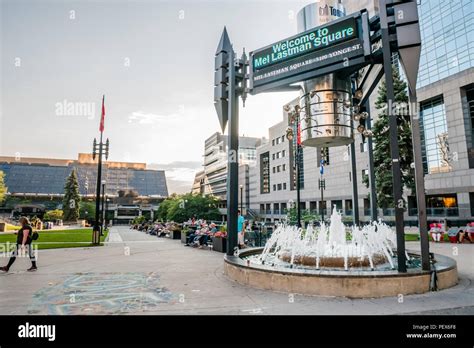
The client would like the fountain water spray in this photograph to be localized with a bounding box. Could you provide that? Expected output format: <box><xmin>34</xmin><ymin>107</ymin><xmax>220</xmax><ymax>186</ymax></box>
<box><xmin>258</xmin><ymin>206</ymin><xmax>397</xmax><ymax>270</ymax></box>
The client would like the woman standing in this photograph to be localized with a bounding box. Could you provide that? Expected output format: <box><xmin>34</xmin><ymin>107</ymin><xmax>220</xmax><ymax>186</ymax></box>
<box><xmin>1</xmin><ymin>217</ymin><xmax>37</xmax><ymax>272</ymax></box>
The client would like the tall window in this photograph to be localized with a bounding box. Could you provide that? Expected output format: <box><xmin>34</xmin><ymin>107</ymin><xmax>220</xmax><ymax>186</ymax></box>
<box><xmin>426</xmin><ymin>194</ymin><xmax>459</xmax><ymax>216</ymax></box>
<box><xmin>420</xmin><ymin>96</ymin><xmax>451</xmax><ymax>174</ymax></box>
<box><xmin>260</xmin><ymin>152</ymin><xmax>270</xmax><ymax>194</ymax></box>
<box><xmin>362</xmin><ymin>169</ymin><xmax>369</xmax><ymax>188</ymax></box>
<box><xmin>462</xmin><ymin>85</ymin><xmax>474</xmax><ymax>168</ymax></box>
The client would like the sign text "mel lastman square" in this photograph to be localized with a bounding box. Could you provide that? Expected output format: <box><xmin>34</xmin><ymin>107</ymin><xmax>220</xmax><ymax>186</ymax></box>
<box><xmin>253</xmin><ymin>17</ymin><xmax>357</xmax><ymax>70</ymax></box>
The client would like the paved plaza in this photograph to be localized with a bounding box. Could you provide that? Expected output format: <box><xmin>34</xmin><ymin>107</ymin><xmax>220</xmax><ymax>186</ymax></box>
<box><xmin>0</xmin><ymin>226</ymin><xmax>473</xmax><ymax>315</ymax></box>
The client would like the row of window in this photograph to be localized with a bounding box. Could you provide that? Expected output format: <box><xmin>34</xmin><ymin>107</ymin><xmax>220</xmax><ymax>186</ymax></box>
<box><xmin>260</xmin><ymin>192</ymin><xmax>474</xmax><ymax>218</ymax></box>
<box><xmin>272</xmin><ymin>183</ymin><xmax>287</xmax><ymax>191</ymax></box>
<box><xmin>272</xmin><ymin>150</ymin><xmax>286</xmax><ymax>160</ymax></box>
<box><xmin>271</xmin><ymin>135</ymin><xmax>285</xmax><ymax>146</ymax></box>
<box><xmin>272</xmin><ymin>164</ymin><xmax>287</xmax><ymax>174</ymax></box>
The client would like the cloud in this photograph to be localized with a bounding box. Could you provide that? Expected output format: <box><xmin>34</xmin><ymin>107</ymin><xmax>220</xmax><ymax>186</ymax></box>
<box><xmin>148</xmin><ymin>161</ymin><xmax>203</xmax><ymax>194</ymax></box>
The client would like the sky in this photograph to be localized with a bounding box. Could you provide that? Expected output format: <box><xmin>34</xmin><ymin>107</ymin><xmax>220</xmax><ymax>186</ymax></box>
<box><xmin>0</xmin><ymin>0</ymin><xmax>314</xmax><ymax>193</ymax></box>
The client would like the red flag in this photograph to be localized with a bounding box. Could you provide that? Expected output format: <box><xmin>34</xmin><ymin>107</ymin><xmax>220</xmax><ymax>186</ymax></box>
<box><xmin>99</xmin><ymin>95</ymin><xmax>105</xmax><ymax>133</ymax></box>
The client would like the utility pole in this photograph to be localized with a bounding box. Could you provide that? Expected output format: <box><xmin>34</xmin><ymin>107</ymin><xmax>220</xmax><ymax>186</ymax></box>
<box><xmin>380</xmin><ymin>0</ymin><xmax>406</xmax><ymax>272</ymax></box>
<box><xmin>214</xmin><ymin>28</ymin><xmax>247</xmax><ymax>256</ymax></box>
<box><xmin>408</xmin><ymin>88</ymin><xmax>429</xmax><ymax>271</ymax></box>
<box><xmin>319</xmin><ymin>158</ymin><xmax>325</xmax><ymax>223</ymax></box>
<box><xmin>286</xmin><ymin>108</ymin><xmax>302</xmax><ymax>227</ymax></box>
<box><xmin>350</xmin><ymin>141</ymin><xmax>360</xmax><ymax>226</ymax></box>
<box><xmin>295</xmin><ymin>143</ymin><xmax>302</xmax><ymax>228</ymax></box>
<box><xmin>365</xmin><ymin>101</ymin><xmax>378</xmax><ymax>222</ymax></box>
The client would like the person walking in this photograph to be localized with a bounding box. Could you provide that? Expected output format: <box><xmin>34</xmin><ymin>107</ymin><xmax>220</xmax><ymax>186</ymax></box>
<box><xmin>1</xmin><ymin>217</ymin><xmax>37</xmax><ymax>272</ymax></box>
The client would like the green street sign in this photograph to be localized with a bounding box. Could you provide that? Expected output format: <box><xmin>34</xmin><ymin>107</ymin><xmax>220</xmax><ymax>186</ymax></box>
<box><xmin>249</xmin><ymin>13</ymin><xmax>370</xmax><ymax>93</ymax></box>
<box><xmin>252</xmin><ymin>17</ymin><xmax>357</xmax><ymax>72</ymax></box>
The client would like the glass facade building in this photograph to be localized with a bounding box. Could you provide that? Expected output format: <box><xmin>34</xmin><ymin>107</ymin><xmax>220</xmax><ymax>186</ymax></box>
<box><xmin>417</xmin><ymin>0</ymin><xmax>474</xmax><ymax>88</ymax></box>
<box><xmin>0</xmin><ymin>161</ymin><xmax>168</xmax><ymax>197</ymax></box>
<box><xmin>419</xmin><ymin>96</ymin><xmax>450</xmax><ymax>174</ymax></box>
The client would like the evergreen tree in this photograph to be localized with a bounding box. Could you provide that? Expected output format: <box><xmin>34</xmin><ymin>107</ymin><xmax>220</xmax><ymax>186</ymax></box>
<box><xmin>0</xmin><ymin>170</ymin><xmax>6</xmax><ymax>205</ymax></box>
<box><xmin>368</xmin><ymin>66</ymin><xmax>415</xmax><ymax>208</ymax></box>
<box><xmin>63</xmin><ymin>170</ymin><xmax>81</xmax><ymax>221</ymax></box>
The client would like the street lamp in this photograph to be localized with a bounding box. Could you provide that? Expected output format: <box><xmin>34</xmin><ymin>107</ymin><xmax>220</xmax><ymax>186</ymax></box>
<box><xmin>286</xmin><ymin>108</ymin><xmax>301</xmax><ymax>228</ymax></box>
<box><xmin>105</xmin><ymin>197</ymin><xmax>110</xmax><ymax>230</ymax></box>
<box><xmin>92</xmin><ymin>135</ymin><xmax>109</xmax><ymax>245</ymax></box>
<box><xmin>318</xmin><ymin>158</ymin><xmax>326</xmax><ymax>222</ymax></box>
<box><xmin>101</xmin><ymin>180</ymin><xmax>106</xmax><ymax>235</ymax></box>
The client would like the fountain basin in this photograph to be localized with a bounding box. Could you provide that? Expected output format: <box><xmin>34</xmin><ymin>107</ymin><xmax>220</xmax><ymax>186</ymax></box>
<box><xmin>224</xmin><ymin>248</ymin><xmax>458</xmax><ymax>298</ymax></box>
<box><xmin>278</xmin><ymin>251</ymin><xmax>387</xmax><ymax>268</ymax></box>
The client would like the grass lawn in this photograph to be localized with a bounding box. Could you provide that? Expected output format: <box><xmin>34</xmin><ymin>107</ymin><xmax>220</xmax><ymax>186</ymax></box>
<box><xmin>345</xmin><ymin>232</ymin><xmax>448</xmax><ymax>242</ymax></box>
<box><xmin>404</xmin><ymin>233</ymin><xmax>450</xmax><ymax>242</ymax></box>
<box><xmin>0</xmin><ymin>228</ymin><xmax>108</xmax><ymax>250</ymax></box>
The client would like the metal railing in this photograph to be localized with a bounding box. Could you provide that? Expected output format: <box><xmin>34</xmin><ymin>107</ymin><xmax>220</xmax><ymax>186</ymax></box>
<box><xmin>258</xmin><ymin>209</ymin><xmax>288</xmax><ymax>215</ymax></box>
<box><xmin>408</xmin><ymin>207</ymin><xmax>460</xmax><ymax>217</ymax></box>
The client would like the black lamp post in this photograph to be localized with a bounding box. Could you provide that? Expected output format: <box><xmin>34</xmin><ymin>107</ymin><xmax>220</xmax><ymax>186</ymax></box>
<box><xmin>105</xmin><ymin>197</ymin><xmax>110</xmax><ymax>229</ymax></box>
<box><xmin>101</xmin><ymin>180</ymin><xmax>106</xmax><ymax>234</ymax></box>
<box><xmin>318</xmin><ymin>160</ymin><xmax>326</xmax><ymax>223</ymax></box>
<box><xmin>92</xmin><ymin>136</ymin><xmax>109</xmax><ymax>244</ymax></box>
<box><xmin>286</xmin><ymin>108</ymin><xmax>301</xmax><ymax>228</ymax></box>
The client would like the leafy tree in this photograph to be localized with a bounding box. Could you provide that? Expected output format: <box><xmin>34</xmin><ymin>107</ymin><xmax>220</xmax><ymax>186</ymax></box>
<box><xmin>158</xmin><ymin>193</ymin><xmax>221</xmax><ymax>223</ymax></box>
<box><xmin>0</xmin><ymin>170</ymin><xmax>7</xmax><ymax>205</ymax></box>
<box><xmin>63</xmin><ymin>170</ymin><xmax>81</xmax><ymax>221</ymax></box>
<box><xmin>365</xmin><ymin>66</ymin><xmax>415</xmax><ymax>208</ymax></box>
<box><xmin>43</xmin><ymin>209</ymin><xmax>64</xmax><ymax>221</ymax></box>
<box><xmin>287</xmin><ymin>207</ymin><xmax>319</xmax><ymax>225</ymax></box>
<box><xmin>79</xmin><ymin>201</ymin><xmax>96</xmax><ymax>220</ymax></box>
<box><xmin>157</xmin><ymin>197</ymin><xmax>174</xmax><ymax>221</ymax></box>
<box><xmin>131</xmin><ymin>215</ymin><xmax>146</xmax><ymax>225</ymax></box>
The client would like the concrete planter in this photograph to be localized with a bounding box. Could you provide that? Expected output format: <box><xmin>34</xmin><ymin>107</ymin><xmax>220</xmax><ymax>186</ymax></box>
<box><xmin>212</xmin><ymin>237</ymin><xmax>227</xmax><ymax>253</ymax></box>
<box><xmin>181</xmin><ymin>231</ymin><xmax>188</xmax><ymax>243</ymax></box>
<box><xmin>224</xmin><ymin>249</ymin><xmax>458</xmax><ymax>298</ymax></box>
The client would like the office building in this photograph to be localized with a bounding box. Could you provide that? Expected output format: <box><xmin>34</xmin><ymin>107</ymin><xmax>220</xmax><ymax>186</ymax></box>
<box><xmin>0</xmin><ymin>153</ymin><xmax>168</xmax><ymax>222</ymax></box>
<box><xmin>248</xmin><ymin>0</ymin><xmax>474</xmax><ymax>225</ymax></box>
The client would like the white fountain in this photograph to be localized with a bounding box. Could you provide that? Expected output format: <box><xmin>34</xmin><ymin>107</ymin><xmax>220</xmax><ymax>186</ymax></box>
<box><xmin>258</xmin><ymin>206</ymin><xmax>399</xmax><ymax>270</ymax></box>
<box><xmin>225</xmin><ymin>207</ymin><xmax>458</xmax><ymax>297</ymax></box>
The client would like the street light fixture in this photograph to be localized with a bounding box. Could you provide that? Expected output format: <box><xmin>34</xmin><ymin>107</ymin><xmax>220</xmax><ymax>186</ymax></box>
<box><xmin>105</xmin><ymin>197</ymin><xmax>110</xmax><ymax>229</ymax></box>
<box><xmin>92</xmin><ymin>135</ymin><xmax>109</xmax><ymax>244</ymax></box>
<box><xmin>286</xmin><ymin>106</ymin><xmax>302</xmax><ymax>228</ymax></box>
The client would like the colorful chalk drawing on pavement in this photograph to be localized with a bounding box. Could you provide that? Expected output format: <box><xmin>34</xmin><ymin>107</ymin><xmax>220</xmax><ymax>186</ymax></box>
<box><xmin>28</xmin><ymin>272</ymin><xmax>175</xmax><ymax>315</ymax></box>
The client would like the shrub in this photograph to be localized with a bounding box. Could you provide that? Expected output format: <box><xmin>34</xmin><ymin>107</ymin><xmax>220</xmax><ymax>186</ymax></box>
<box><xmin>43</xmin><ymin>209</ymin><xmax>64</xmax><ymax>221</ymax></box>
